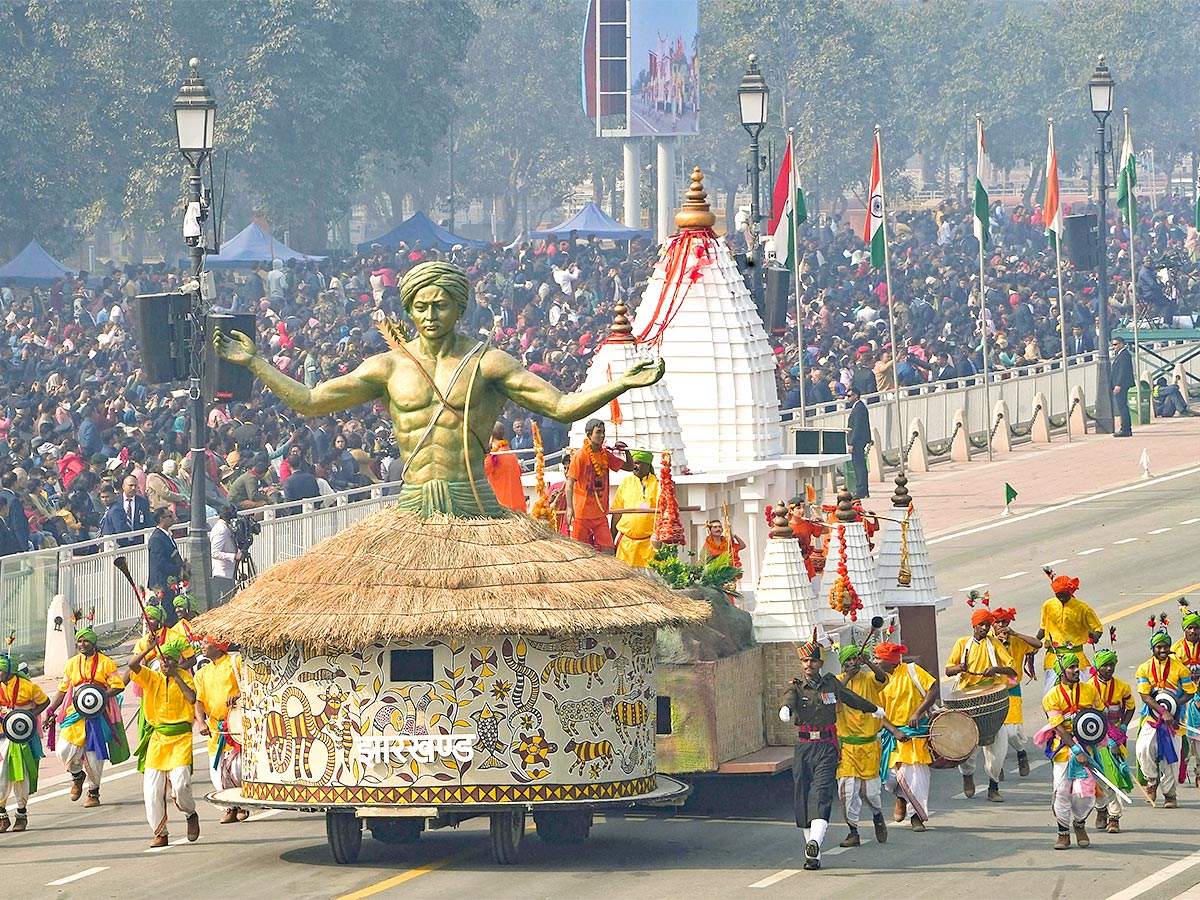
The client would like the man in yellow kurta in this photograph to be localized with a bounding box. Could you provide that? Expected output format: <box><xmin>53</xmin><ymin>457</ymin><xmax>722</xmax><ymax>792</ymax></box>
<box><xmin>611</xmin><ymin>451</ymin><xmax>658</xmax><ymax>568</ymax></box>
<box><xmin>1037</xmin><ymin>573</ymin><xmax>1102</xmax><ymax>694</ymax></box>
<box><xmin>992</xmin><ymin>608</ymin><xmax>1038</xmax><ymax>780</ymax></box>
<box><xmin>1171</xmin><ymin>611</ymin><xmax>1200</xmax><ymax>786</ymax></box>
<box><xmin>875</xmin><ymin>642</ymin><xmax>939</xmax><ymax>831</ymax></box>
<box><xmin>44</xmin><ymin>626</ymin><xmax>127</xmax><ymax>808</ymax></box>
<box><xmin>1090</xmin><ymin>648</ymin><xmax>1134</xmax><ymax>833</ymax></box>
<box><xmin>1042</xmin><ymin>652</ymin><xmax>1104</xmax><ymax>849</ymax></box>
<box><xmin>131</xmin><ymin>604</ymin><xmax>197</xmax><ymax>672</ymax></box>
<box><xmin>1134</xmin><ymin>630</ymin><xmax>1197</xmax><ymax>808</ymax></box>
<box><xmin>0</xmin><ymin>655</ymin><xmax>49</xmax><ymax>832</ymax></box>
<box><xmin>130</xmin><ymin>636</ymin><xmax>199</xmax><ymax>848</ymax></box>
<box><xmin>945</xmin><ymin>609</ymin><xmax>1017</xmax><ymax>802</ymax></box>
<box><xmin>836</xmin><ymin>645</ymin><xmax>897</xmax><ymax>848</ymax></box>
<box><xmin>193</xmin><ymin>636</ymin><xmax>247</xmax><ymax>824</ymax></box>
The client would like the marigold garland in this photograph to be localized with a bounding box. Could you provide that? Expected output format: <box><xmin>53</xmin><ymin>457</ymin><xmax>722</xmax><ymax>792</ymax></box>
<box><xmin>528</xmin><ymin>421</ymin><xmax>557</xmax><ymax>529</ymax></box>
<box><xmin>827</xmin><ymin>524</ymin><xmax>863</xmax><ymax>621</ymax></box>
<box><xmin>652</xmin><ymin>451</ymin><xmax>685</xmax><ymax>546</ymax></box>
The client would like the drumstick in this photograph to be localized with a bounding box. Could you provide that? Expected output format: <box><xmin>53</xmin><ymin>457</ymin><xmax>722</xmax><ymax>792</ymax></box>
<box><xmin>113</xmin><ymin>556</ymin><xmax>160</xmax><ymax>637</ymax></box>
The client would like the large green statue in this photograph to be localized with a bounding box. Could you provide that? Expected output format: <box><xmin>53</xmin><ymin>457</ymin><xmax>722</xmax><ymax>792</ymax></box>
<box><xmin>213</xmin><ymin>261</ymin><xmax>665</xmax><ymax>517</ymax></box>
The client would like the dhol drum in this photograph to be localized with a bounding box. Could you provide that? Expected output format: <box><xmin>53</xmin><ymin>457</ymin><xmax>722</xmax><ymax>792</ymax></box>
<box><xmin>223</xmin><ymin>704</ymin><xmax>245</xmax><ymax>749</ymax></box>
<box><xmin>943</xmin><ymin>682</ymin><xmax>1010</xmax><ymax>746</ymax></box>
<box><xmin>929</xmin><ymin>710</ymin><xmax>980</xmax><ymax>769</ymax></box>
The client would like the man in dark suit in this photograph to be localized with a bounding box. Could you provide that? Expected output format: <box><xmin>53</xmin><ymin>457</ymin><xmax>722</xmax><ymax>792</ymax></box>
<box><xmin>147</xmin><ymin>507</ymin><xmax>186</xmax><ymax>624</ymax></box>
<box><xmin>847</xmin><ymin>387</ymin><xmax>871</xmax><ymax>499</ymax></box>
<box><xmin>1069</xmin><ymin>324</ymin><xmax>1094</xmax><ymax>356</ymax></box>
<box><xmin>99</xmin><ymin>474</ymin><xmax>152</xmax><ymax>547</ymax></box>
<box><xmin>1110</xmin><ymin>335</ymin><xmax>1134</xmax><ymax>437</ymax></box>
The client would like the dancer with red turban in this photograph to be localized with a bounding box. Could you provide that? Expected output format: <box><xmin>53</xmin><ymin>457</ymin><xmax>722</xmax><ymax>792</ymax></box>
<box><xmin>875</xmin><ymin>642</ymin><xmax>939</xmax><ymax>832</ymax></box>
<box><xmin>1037</xmin><ymin>572</ymin><xmax>1102</xmax><ymax>695</ymax></box>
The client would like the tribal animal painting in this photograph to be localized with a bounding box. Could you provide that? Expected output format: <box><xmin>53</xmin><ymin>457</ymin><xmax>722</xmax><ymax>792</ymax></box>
<box><xmin>540</xmin><ymin>647</ymin><xmax>617</xmax><ymax>691</ymax></box>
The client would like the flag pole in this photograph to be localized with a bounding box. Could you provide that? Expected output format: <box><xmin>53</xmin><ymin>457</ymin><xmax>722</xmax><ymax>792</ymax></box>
<box><xmin>975</xmin><ymin>112</ymin><xmax>993</xmax><ymax>461</ymax></box>
<box><xmin>876</xmin><ymin>125</ymin><xmax>905</xmax><ymax>474</ymax></box>
<box><xmin>1049</xmin><ymin>119</ymin><xmax>1071</xmax><ymax>443</ymax></box>
<box><xmin>1124</xmin><ymin>108</ymin><xmax>1144</xmax><ymax>421</ymax></box>
<box><xmin>789</xmin><ymin>127</ymin><xmax>807</xmax><ymax>425</ymax></box>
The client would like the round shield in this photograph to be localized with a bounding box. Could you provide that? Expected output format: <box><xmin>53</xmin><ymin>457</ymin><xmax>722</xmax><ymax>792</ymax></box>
<box><xmin>1154</xmin><ymin>689</ymin><xmax>1179</xmax><ymax>720</ymax></box>
<box><xmin>1</xmin><ymin>709</ymin><xmax>35</xmax><ymax>744</ymax></box>
<box><xmin>74</xmin><ymin>683</ymin><xmax>107</xmax><ymax>719</ymax></box>
<box><xmin>1073</xmin><ymin>709</ymin><xmax>1107</xmax><ymax>745</ymax></box>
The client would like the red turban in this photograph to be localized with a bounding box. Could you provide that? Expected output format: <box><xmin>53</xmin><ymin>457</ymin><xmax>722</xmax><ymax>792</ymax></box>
<box><xmin>204</xmin><ymin>636</ymin><xmax>230</xmax><ymax>651</ymax></box>
<box><xmin>971</xmin><ymin>608</ymin><xmax>993</xmax><ymax>627</ymax></box>
<box><xmin>1051</xmin><ymin>575</ymin><xmax>1080</xmax><ymax>596</ymax></box>
<box><xmin>991</xmin><ymin>608</ymin><xmax>1016</xmax><ymax>623</ymax></box>
<box><xmin>874</xmin><ymin>642</ymin><xmax>907</xmax><ymax>664</ymax></box>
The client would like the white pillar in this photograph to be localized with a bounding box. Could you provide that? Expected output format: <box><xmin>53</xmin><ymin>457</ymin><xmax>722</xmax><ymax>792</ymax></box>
<box><xmin>656</xmin><ymin>138</ymin><xmax>676</xmax><ymax>244</ymax></box>
<box><xmin>623</xmin><ymin>139</ymin><xmax>641</xmax><ymax>229</ymax></box>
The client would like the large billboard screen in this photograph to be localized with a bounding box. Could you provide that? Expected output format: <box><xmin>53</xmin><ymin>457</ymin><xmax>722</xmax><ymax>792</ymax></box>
<box><xmin>582</xmin><ymin>0</ymin><xmax>699</xmax><ymax>138</ymax></box>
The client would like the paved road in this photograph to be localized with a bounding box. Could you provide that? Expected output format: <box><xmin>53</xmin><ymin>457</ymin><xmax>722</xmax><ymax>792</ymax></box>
<box><xmin>17</xmin><ymin>469</ymin><xmax>1200</xmax><ymax>899</ymax></box>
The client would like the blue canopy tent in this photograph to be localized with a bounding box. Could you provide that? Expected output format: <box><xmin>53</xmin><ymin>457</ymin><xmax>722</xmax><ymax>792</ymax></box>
<box><xmin>356</xmin><ymin>211</ymin><xmax>488</xmax><ymax>254</ymax></box>
<box><xmin>204</xmin><ymin>223</ymin><xmax>326</xmax><ymax>269</ymax></box>
<box><xmin>0</xmin><ymin>241</ymin><xmax>74</xmax><ymax>285</ymax></box>
<box><xmin>531</xmin><ymin>202</ymin><xmax>650</xmax><ymax>241</ymax></box>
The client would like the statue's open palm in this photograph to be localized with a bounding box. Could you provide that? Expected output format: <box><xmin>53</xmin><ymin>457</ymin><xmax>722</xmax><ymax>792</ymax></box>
<box><xmin>213</xmin><ymin>328</ymin><xmax>257</xmax><ymax>365</ymax></box>
<box><xmin>623</xmin><ymin>357</ymin><xmax>666</xmax><ymax>388</ymax></box>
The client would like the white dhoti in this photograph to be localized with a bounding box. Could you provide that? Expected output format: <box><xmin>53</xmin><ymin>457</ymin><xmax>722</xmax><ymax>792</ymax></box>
<box><xmin>1135</xmin><ymin>720</ymin><xmax>1180</xmax><ymax>795</ymax></box>
<box><xmin>1051</xmin><ymin>760</ymin><xmax>1095</xmax><ymax>826</ymax></box>
<box><xmin>958</xmin><ymin>724</ymin><xmax>1010</xmax><ymax>783</ymax></box>
<box><xmin>1007</xmin><ymin>722</ymin><xmax>1027</xmax><ymax>755</ymax></box>
<box><xmin>890</xmin><ymin>763</ymin><xmax>931</xmax><ymax>821</ymax></box>
<box><xmin>143</xmin><ymin>766</ymin><xmax>195</xmax><ymax>836</ymax></box>
<box><xmin>837</xmin><ymin>775</ymin><xmax>882</xmax><ymax>826</ymax></box>
<box><xmin>0</xmin><ymin>739</ymin><xmax>30</xmax><ymax>809</ymax></box>
<box><xmin>56</xmin><ymin>740</ymin><xmax>105</xmax><ymax>792</ymax></box>
<box><xmin>209</xmin><ymin>747</ymin><xmax>243</xmax><ymax>792</ymax></box>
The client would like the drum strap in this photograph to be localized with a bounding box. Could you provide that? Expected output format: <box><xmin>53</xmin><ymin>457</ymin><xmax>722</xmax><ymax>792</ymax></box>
<box><xmin>907</xmin><ymin>663</ymin><xmax>927</xmax><ymax>698</ymax></box>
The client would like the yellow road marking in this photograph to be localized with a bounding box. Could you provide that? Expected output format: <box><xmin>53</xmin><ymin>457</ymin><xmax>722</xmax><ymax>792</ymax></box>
<box><xmin>333</xmin><ymin>853</ymin><xmax>467</xmax><ymax>900</ymax></box>
<box><xmin>1102</xmin><ymin>580</ymin><xmax>1200</xmax><ymax>624</ymax></box>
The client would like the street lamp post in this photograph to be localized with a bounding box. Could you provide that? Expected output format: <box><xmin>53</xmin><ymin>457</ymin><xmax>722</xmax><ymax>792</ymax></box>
<box><xmin>173</xmin><ymin>58</ymin><xmax>218</xmax><ymax>609</ymax></box>
<box><xmin>1088</xmin><ymin>55</ymin><xmax>1116</xmax><ymax>434</ymax></box>
<box><xmin>737</xmin><ymin>54</ymin><xmax>769</xmax><ymax>310</ymax></box>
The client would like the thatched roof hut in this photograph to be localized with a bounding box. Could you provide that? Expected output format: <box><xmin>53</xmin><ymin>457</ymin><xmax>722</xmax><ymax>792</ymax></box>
<box><xmin>196</xmin><ymin>506</ymin><xmax>709</xmax><ymax>653</ymax></box>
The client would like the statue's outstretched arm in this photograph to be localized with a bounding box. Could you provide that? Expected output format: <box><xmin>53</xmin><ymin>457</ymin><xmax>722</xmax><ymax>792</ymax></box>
<box><xmin>214</xmin><ymin>327</ymin><xmax>387</xmax><ymax>416</ymax></box>
<box><xmin>488</xmin><ymin>349</ymin><xmax>665</xmax><ymax>424</ymax></box>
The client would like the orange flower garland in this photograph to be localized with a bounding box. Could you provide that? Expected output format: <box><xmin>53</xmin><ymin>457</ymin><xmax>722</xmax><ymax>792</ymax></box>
<box><xmin>528</xmin><ymin>421</ymin><xmax>557</xmax><ymax>529</ymax></box>
<box><xmin>652</xmin><ymin>451</ymin><xmax>686</xmax><ymax>546</ymax></box>
<box><xmin>827</xmin><ymin>524</ymin><xmax>863</xmax><ymax>621</ymax></box>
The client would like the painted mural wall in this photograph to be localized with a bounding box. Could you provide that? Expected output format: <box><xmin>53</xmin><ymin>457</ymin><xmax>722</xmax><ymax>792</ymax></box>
<box><xmin>236</xmin><ymin>629</ymin><xmax>658</xmax><ymax>805</ymax></box>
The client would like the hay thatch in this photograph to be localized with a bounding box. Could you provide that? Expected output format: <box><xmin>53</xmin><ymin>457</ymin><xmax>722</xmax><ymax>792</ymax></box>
<box><xmin>194</xmin><ymin>505</ymin><xmax>710</xmax><ymax>653</ymax></box>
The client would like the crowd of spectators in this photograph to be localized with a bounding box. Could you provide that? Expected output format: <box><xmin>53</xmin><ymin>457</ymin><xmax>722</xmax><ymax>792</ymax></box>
<box><xmin>0</xmin><ymin>185</ymin><xmax>1195</xmax><ymax>557</ymax></box>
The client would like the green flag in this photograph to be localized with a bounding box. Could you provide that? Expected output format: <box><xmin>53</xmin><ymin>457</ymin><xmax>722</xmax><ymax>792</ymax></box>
<box><xmin>1004</xmin><ymin>483</ymin><xmax>1018</xmax><ymax>506</ymax></box>
<box><xmin>1116</xmin><ymin>130</ymin><xmax>1137</xmax><ymax>235</ymax></box>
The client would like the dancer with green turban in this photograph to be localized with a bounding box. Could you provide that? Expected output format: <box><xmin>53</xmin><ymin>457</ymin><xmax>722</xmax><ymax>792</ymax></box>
<box><xmin>44</xmin><ymin>625</ymin><xmax>128</xmax><ymax>808</ymax></box>
<box><xmin>1088</xmin><ymin>648</ymin><xmax>1135</xmax><ymax>832</ymax></box>
<box><xmin>1040</xmin><ymin>652</ymin><xmax>1103</xmax><ymax>849</ymax></box>
<box><xmin>0</xmin><ymin>654</ymin><xmax>49</xmax><ymax>832</ymax></box>
<box><xmin>1171</xmin><ymin>607</ymin><xmax>1200</xmax><ymax>786</ymax></box>
<box><xmin>611</xmin><ymin>450</ymin><xmax>658</xmax><ymax>567</ymax></box>
<box><xmin>1134</xmin><ymin>627</ymin><xmax>1196</xmax><ymax>808</ymax></box>
<box><xmin>129</xmin><ymin>634</ymin><xmax>199</xmax><ymax>848</ymax></box>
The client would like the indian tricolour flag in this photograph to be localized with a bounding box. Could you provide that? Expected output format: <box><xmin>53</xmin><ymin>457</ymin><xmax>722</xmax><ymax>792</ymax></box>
<box><xmin>1116</xmin><ymin>128</ymin><xmax>1137</xmax><ymax>235</ymax></box>
<box><xmin>974</xmin><ymin>116</ymin><xmax>989</xmax><ymax>252</ymax></box>
<box><xmin>863</xmin><ymin>132</ymin><xmax>884</xmax><ymax>268</ymax></box>
<box><xmin>1044</xmin><ymin>121</ymin><xmax>1063</xmax><ymax>249</ymax></box>
<box><xmin>768</xmin><ymin>133</ymin><xmax>807</xmax><ymax>269</ymax></box>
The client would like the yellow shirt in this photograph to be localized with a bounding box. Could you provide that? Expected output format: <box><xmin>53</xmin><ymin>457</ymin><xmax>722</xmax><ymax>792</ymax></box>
<box><xmin>1171</xmin><ymin>638</ymin><xmax>1200</xmax><ymax>681</ymax></box>
<box><xmin>881</xmin><ymin>663</ymin><xmax>935</xmax><ymax>766</ymax></box>
<box><xmin>133</xmin><ymin>625</ymin><xmax>197</xmax><ymax>666</ymax></box>
<box><xmin>1039</xmin><ymin>597</ymin><xmax>1101</xmax><ymax>671</ymax></box>
<box><xmin>613</xmin><ymin>473</ymin><xmax>659</xmax><ymax>568</ymax></box>
<box><xmin>945</xmin><ymin>635</ymin><xmax>1015</xmax><ymax>690</ymax></box>
<box><xmin>1001</xmin><ymin>635</ymin><xmax>1037</xmax><ymax>725</ymax></box>
<box><xmin>194</xmin><ymin>654</ymin><xmax>241</xmax><ymax>758</ymax></box>
<box><xmin>837</xmin><ymin>670</ymin><xmax>885</xmax><ymax>779</ymax></box>
<box><xmin>0</xmin><ymin>676</ymin><xmax>48</xmax><ymax>713</ymax></box>
<box><xmin>130</xmin><ymin>666</ymin><xmax>196</xmax><ymax>771</ymax></box>
<box><xmin>1090</xmin><ymin>674</ymin><xmax>1134</xmax><ymax>724</ymax></box>
<box><xmin>1043</xmin><ymin>680</ymin><xmax>1103</xmax><ymax>762</ymax></box>
<box><xmin>1135</xmin><ymin>657</ymin><xmax>1197</xmax><ymax>728</ymax></box>
<box><xmin>58</xmin><ymin>653</ymin><xmax>125</xmax><ymax>747</ymax></box>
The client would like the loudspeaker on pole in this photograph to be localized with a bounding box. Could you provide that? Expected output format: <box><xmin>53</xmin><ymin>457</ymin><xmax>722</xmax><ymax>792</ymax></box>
<box><xmin>134</xmin><ymin>293</ymin><xmax>191</xmax><ymax>384</ymax></box>
<box><xmin>1063</xmin><ymin>213</ymin><xmax>1100</xmax><ymax>271</ymax></box>
<box><xmin>203</xmin><ymin>314</ymin><xmax>256</xmax><ymax>403</ymax></box>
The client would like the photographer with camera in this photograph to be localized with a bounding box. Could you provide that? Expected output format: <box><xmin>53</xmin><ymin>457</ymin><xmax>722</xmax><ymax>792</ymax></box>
<box><xmin>209</xmin><ymin>504</ymin><xmax>240</xmax><ymax>605</ymax></box>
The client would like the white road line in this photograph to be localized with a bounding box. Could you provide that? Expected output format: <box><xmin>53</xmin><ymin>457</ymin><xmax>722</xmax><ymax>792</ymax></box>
<box><xmin>1149</xmin><ymin>527</ymin><xmax>1173</xmax><ymax>535</ymax></box>
<box><xmin>1115</xmin><ymin>538</ymin><xmax>1139</xmax><ymax>545</ymax></box>
<box><xmin>29</xmin><ymin>767</ymin><xmax>139</xmax><ymax>806</ymax></box>
<box><xmin>929</xmin><ymin>464</ymin><xmax>1200</xmax><ymax>546</ymax></box>
<box><xmin>824</xmin><ymin>837</ymin><xmax>871</xmax><ymax>857</ymax></box>
<box><xmin>1078</xmin><ymin>548</ymin><xmax>1105</xmax><ymax>555</ymax></box>
<box><xmin>1182</xmin><ymin>518</ymin><xmax>1200</xmax><ymax>526</ymax></box>
<box><xmin>46</xmin><ymin>867</ymin><xmax>109</xmax><ymax>886</ymax></box>
<box><xmin>1045</xmin><ymin>558</ymin><xmax>1067</xmax><ymax>566</ymax></box>
<box><xmin>251</xmin><ymin>810</ymin><xmax>282</xmax><ymax>820</ymax></box>
<box><xmin>1107</xmin><ymin>848</ymin><xmax>1200</xmax><ymax>900</ymax></box>
<box><xmin>1001</xmin><ymin>571</ymin><xmax>1027</xmax><ymax>580</ymax></box>
<box><xmin>749</xmin><ymin>870</ymin><xmax>801</xmax><ymax>888</ymax></box>
<box><xmin>949</xmin><ymin>758</ymin><xmax>1049</xmax><ymax>800</ymax></box>
<box><xmin>1171</xmin><ymin>885</ymin><xmax>1200</xmax><ymax>900</ymax></box>
<box><xmin>959</xmin><ymin>583</ymin><xmax>988</xmax><ymax>592</ymax></box>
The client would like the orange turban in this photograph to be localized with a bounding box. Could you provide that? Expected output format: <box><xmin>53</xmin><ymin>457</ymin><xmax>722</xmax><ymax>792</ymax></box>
<box><xmin>874</xmin><ymin>642</ymin><xmax>907</xmax><ymax>664</ymax></box>
<box><xmin>1051</xmin><ymin>575</ymin><xmax>1080</xmax><ymax>596</ymax></box>
<box><xmin>971</xmin><ymin>608</ymin><xmax>993</xmax><ymax>627</ymax></box>
<box><xmin>204</xmin><ymin>636</ymin><xmax>230</xmax><ymax>651</ymax></box>
<box><xmin>992</xmin><ymin>608</ymin><xmax>1016</xmax><ymax>623</ymax></box>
